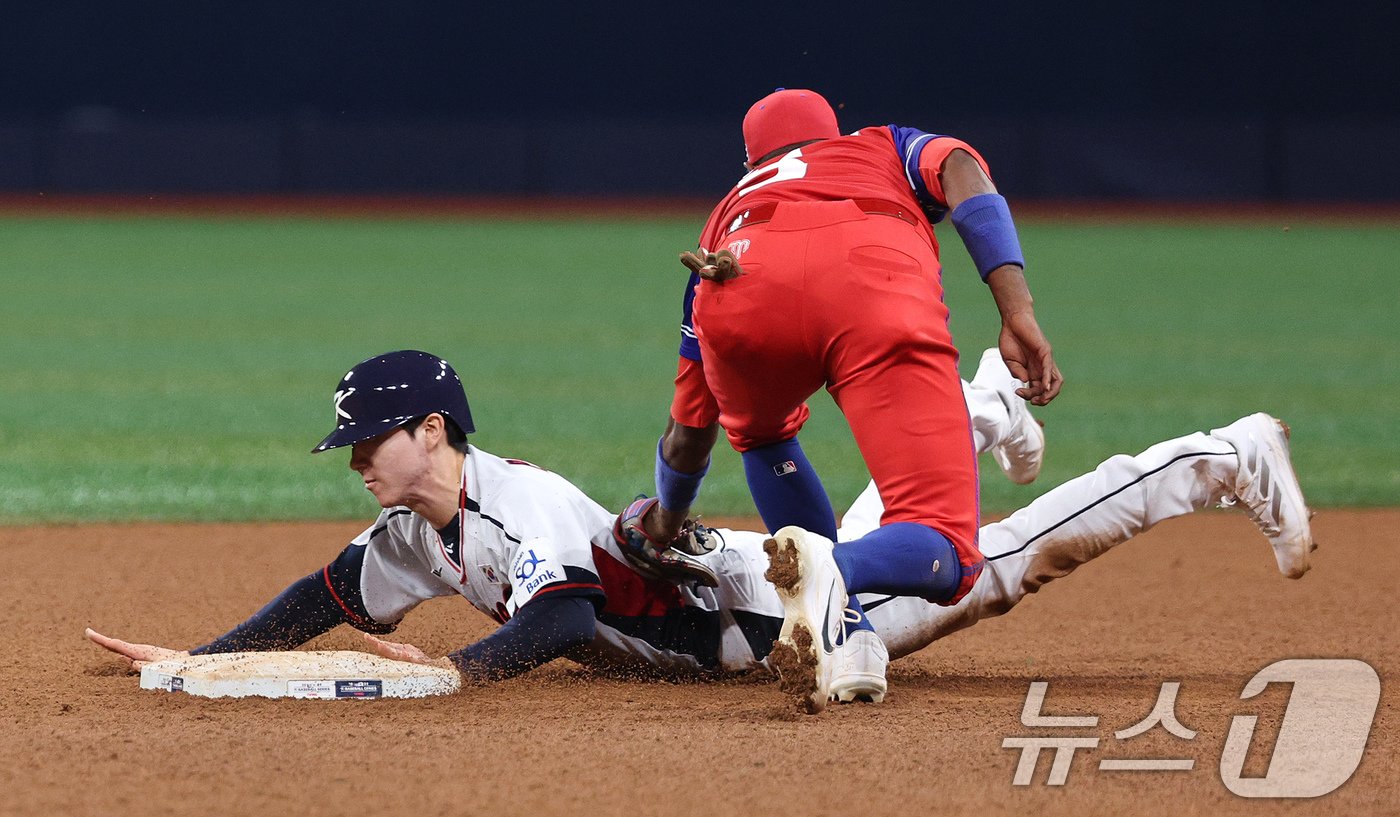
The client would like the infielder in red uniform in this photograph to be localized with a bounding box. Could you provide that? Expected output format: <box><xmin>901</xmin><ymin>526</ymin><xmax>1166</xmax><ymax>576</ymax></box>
<box><xmin>618</xmin><ymin>89</ymin><xmax>1063</xmax><ymax>708</ymax></box>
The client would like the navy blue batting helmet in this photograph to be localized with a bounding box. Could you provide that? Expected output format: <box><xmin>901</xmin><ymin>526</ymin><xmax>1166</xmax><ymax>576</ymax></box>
<box><xmin>312</xmin><ymin>350</ymin><xmax>475</xmax><ymax>453</ymax></box>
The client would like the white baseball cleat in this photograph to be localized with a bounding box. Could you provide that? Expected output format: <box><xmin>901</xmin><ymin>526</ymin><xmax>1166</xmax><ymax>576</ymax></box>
<box><xmin>829</xmin><ymin>628</ymin><xmax>889</xmax><ymax>704</ymax></box>
<box><xmin>763</xmin><ymin>526</ymin><xmax>847</xmax><ymax>714</ymax></box>
<box><xmin>972</xmin><ymin>348</ymin><xmax>1045</xmax><ymax>484</ymax></box>
<box><xmin>1210</xmin><ymin>413</ymin><xmax>1316</xmax><ymax>579</ymax></box>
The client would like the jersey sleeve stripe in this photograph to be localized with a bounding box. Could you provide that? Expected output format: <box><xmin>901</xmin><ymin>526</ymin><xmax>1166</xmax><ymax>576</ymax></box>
<box><xmin>369</xmin><ymin>509</ymin><xmax>413</xmax><ymax>540</ymax></box>
<box><xmin>322</xmin><ymin>565</ymin><xmax>368</xmax><ymax>626</ymax></box>
<box><xmin>902</xmin><ymin>133</ymin><xmax>936</xmax><ymax>196</ymax></box>
<box><xmin>533</xmin><ymin>581</ymin><xmax>605</xmax><ymax>596</ymax></box>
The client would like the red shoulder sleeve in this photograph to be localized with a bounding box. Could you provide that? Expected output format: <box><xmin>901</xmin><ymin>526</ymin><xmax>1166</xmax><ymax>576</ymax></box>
<box><xmin>916</xmin><ymin>138</ymin><xmax>993</xmax><ymax>207</ymax></box>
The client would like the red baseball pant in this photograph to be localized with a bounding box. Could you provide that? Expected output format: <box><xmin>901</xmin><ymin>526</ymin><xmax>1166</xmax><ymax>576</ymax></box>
<box><xmin>693</xmin><ymin>199</ymin><xmax>981</xmax><ymax>585</ymax></box>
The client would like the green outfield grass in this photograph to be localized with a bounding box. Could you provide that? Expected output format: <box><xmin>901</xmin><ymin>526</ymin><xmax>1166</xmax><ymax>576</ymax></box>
<box><xmin>1</xmin><ymin>212</ymin><xmax>1396</xmax><ymax>523</ymax></box>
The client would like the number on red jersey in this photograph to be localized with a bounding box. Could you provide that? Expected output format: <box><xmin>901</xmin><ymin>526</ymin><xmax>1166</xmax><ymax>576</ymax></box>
<box><xmin>735</xmin><ymin>149</ymin><xmax>809</xmax><ymax>197</ymax></box>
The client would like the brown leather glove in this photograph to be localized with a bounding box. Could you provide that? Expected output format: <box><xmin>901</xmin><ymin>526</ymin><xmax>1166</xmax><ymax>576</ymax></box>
<box><xmin>680</xmin><ymin>248</ymin><xmax>744</xmax><ymax>282</ymax></box>
<box><xmin>612</xmin><ymin>497</ymin><xmax>720</xmax><ymax>587</ymax></box>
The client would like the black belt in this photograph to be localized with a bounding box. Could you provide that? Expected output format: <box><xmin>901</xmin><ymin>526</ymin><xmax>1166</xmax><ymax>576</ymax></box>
<box><xmin>726</xmin><ymin>198</ymin><xmax>921</xmax><ymax>234</ymax></box>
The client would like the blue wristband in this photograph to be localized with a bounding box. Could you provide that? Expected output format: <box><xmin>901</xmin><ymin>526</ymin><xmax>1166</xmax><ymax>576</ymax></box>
<box><xmin>950</xmin><ymin>193</ymin><xmax>1025</xmax><ymax>282</ymax></box>
<box><xmin>655</xmin><ymin>437</ymin><xmax>708</xmax><ymax>512</ymax></box>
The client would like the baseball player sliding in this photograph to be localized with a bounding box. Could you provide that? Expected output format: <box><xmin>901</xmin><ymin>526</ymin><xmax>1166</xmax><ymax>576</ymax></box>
<box><xmin>88</xmin><ymin>350</ymin><xmax>1315</xmax><ymax>712</ymax></box>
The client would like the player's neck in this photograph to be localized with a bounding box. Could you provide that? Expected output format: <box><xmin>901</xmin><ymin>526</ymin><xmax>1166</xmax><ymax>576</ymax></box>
<box><xmin>408</xmin><ymin>449</ymin><xmax>468</xmax><ymax>529</ymax></box>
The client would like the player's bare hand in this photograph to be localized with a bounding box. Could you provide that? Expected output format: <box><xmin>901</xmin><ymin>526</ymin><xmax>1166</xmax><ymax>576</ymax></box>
<box><xmin>998</xmin><ymin>310</ymin><xmax>1063</xmax><ymax>406</ymax></box>
<box><xmin>85</xmin><ymin>628</ymin><xmax>188</xmax><ymax>671</ymax></box>
<box><xmin>360</xmin><ymin>633</ymin><xmax>455</xmax><ymax>671</ymax></box>
<box><xmin>680</xmin><ymin>249</ymin><xmax>744</xmax><ymax>282</ymax></box>
<box><xmin>985</xmin><ymin>264</ymin><xmax>1061</xmax><ymax>405</ymax></box>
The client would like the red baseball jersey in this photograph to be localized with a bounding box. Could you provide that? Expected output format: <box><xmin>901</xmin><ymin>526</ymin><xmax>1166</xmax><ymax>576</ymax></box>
<box><xmin>678</xmin><ymin>125</ymin><xmax>992</xmax><ymax>364</ymax></box>
<box><xmin>697</xmin><ymin>125</ymin><xmax>991</xmax><ymax>262</ymax></box>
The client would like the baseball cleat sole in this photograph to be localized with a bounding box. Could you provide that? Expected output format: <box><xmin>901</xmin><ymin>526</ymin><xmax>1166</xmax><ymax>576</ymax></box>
<box><xmin>764</xmin><ymin>527</ymin><xmax>843</xmax><ymax>714</ymax></box>
<box><xmin>767</xmin><ymin>625</ymin><xmax>821</xmax><ymax>713</ymax></box>
<box><xmin>832</xmin><ymin>684</ymin><xmax>887</xmax><ymax>704</ymax></box>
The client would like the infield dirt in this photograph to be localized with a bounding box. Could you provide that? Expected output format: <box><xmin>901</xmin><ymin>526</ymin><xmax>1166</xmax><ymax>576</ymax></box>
<box><xmin>3</xmin><ymin>510</ymin><xmax>1396</xmax><ymax>816</ymax></box>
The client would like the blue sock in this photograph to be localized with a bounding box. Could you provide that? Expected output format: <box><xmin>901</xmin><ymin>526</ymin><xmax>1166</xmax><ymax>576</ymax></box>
<box><xmin>833</xmin><ymin>522</ymin><xmax>962</xmax><ymax>603</ymax></box>
<box><xmin>741</xmin><ymin>438</ymin><xmax>874</xmax><ymax>634</ymax></box>
<box><xmin>741</xmin><ymin>438</ymin><xmax>837</xmax><ymax>539</ymax></box>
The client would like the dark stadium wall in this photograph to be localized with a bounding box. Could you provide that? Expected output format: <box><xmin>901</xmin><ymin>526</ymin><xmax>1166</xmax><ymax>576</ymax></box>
<box><xmin>1</xmin><ymin>2</ymin><xmax>1394</xmax><ymax>200</ymax></box>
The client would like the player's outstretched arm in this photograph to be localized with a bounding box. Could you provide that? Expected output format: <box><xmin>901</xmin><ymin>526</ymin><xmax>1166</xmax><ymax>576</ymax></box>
<box><xmin>940</xmin><ymin>149</ymin><xmax>1062</xmax><ymax>405</ymax></box>
<box><xmin>987</xmin><ymin>267</ymin><xmax>1062</xmax><ymax>406</ymax></box>
<box><xmin>361</xmin><ymin>595</ymin><xmax>597</xmax><ymax>684</ymax></box>
<box><xmin>89</xmin><ymin>545</ymin><xmax>397</xmax><ymax>673</ymax></box>
<box><xmin>646</xmin><ymin>417</ymin><xmax>719</xmax><ymax>541</ymax></box>
<box><xmin>85</xmin><ymin>628</ymin><xmax>188</xmax><ymax>671</ymax></box>
<box><xmin>190</xmin><ymin>543</ymin><xmax>399</xmax><ymax>655</ymax></box>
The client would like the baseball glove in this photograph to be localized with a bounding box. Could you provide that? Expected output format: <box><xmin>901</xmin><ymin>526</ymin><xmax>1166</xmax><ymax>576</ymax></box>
<box><xmin>680</xmin><ymin>248</ymin><xmax>744</xmax><ymax>282</ymax></box>
<box><xmin>612</xmin><ymin>496</ymin><xmax>720</xmax><ymax>587</ymax></box>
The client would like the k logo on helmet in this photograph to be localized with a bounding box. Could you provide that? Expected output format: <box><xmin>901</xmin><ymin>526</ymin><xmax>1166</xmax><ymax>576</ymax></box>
<box><xmin>334</xmin><ymin>388</ymin><xmax>357</xmax><ymax>420</ymax></box>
